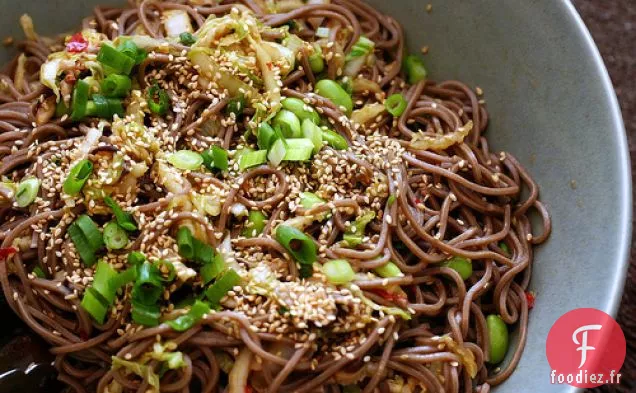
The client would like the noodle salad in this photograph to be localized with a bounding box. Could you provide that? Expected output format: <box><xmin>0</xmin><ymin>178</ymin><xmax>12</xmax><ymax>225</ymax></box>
<box><xmin>0</xmin><ymin>1</ymin><xmax>550</xmax><ymax>392</ymax></box>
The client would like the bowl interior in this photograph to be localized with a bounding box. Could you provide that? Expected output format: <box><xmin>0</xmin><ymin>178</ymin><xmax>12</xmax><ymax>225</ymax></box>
<box><xmin>0</xmin><ymin>1</ymin><xmax>631</xmax><ymax>393</ymax></box>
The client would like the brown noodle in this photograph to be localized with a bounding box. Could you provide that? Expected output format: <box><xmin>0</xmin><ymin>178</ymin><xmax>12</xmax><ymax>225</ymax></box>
<box><xmin>0</xmin><ymin>0</ymin><xmax>551</xmax><ymax>392</ymax></box>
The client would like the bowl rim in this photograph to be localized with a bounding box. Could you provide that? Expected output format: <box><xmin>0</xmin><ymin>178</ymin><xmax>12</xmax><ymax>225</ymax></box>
<box><xmin>563</xmin><ymin>1</ymin><xmax>632</xmax><ymax>392</ymax></box>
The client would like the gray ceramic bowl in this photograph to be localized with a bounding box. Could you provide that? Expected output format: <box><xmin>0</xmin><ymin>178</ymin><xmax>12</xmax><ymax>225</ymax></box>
<box><xmin>0</xmin><ymin>1</ymin><xmax>631</xmax><ymax>392</ymax></box>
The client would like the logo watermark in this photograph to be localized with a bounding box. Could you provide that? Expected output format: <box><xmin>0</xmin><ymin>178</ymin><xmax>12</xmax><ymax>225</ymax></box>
<box><xmin>546</xmin><ymin>308</ymin><xmax>626</xmax><ymax>388</ymax></box>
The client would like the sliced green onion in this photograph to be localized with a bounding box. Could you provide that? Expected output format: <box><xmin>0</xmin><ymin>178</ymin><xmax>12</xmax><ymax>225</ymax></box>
<box><xmin>201</xmin><ymin>253</ymin><xmax>225</xmax><ymax>285</ymax></box>
<box><xmin>225</xmin><ymin>93</ymin><xmax>246</xmax><ymax>118</ymax></box>
<box><xmin>299</xmin><ymin>264</ymin><xmax>313</xmax><ymax>278</ymax></box>
<box><xmin>257</xmin><ymin>122</ymin><xmax>276</xmax><ymax>151</ymax></box>
<box><xmin>15</xmin><ymin>177</ymin><xmax>40</xmax><ymax>207</ymax></box>
<box><xmin>441</xmin><ymin>256</ymin><xmax>472</xmax><ymax>280</ymax></box>
<box><xmin>205</xmin><ymin>268</ymin><xmax>241</xmax><ymax>307</ymax></box>
<box><xmin>403</xmin><ymin>54</ymin><xmax>427</xmax><ymax>85</ymax></box>
<box><xmin>499</xmin><ymin>242</ymin><xmax>510</xmax><ymax>255</ymax></box>
<box><xmin>321</xmin><ymin>129</ymin><xmax>348</xmax><ymax>150</ymax></box>
<box><xmin>387</xmin><ymin>195</ymin><xmax>396</xmax><ymax>206</ymax></box>
<box><xmin>32</xmin><ymin>265</ymin><xmax>46</xmax><ymax>278</ymax></box>
<box><xmin>374</xmin><ymin>261</ymin><xmax>402</xmax><ymax>278</ymax></box>
<box><xmin>117</xmin><ymin>40</ymin><xmax>147</xmax><ymax>65</ymax></box>
<box><xmin>167</xmin><ymin>299</ymin><xmax>211</xmax><ymax>331</ymax></box>
<box><xmin>109</xmin><ymin>266</ymin><xmax>137</xmax><ymax>292</ymax></box>
<box><xmin>193</xmin><ymin>238</ymin><xmax>214</xmax><ymax>265</ymax></box>
<box><xmin>343</xmin><ymin>211</ymin><xmax>375</xmax><ymax>247</ymax></box>
<box><xmin>301</xmin><ymin>119</ymin><xmax>323</xmax><ymax>154</ymax></box>
<box><xmin>70</xmin><ymin>79</ymin><xmax>90</xmax><ymax>121</ymax></box>
<box><xmin>128</xmin><ymin>251</ymin><xmax>146</xmax><ymax>266</ymax></box>
<box><xmin>239</xmin><ymin>150</ymin><xmax>268</xmax><ymax>170</ymax></box>
<box><xmin>91</xmin><ymin>260</ymin><xmax>118</xmax><ymax>305</ymax></box>
<box><xmin>147</xmin><ymin>84</ymin><xmax>170</xmax><ymax>116</ymax></box>
<box><xmin>81</xmin><ymin>260</ymin><xmax>120</xmax><ymax>323</ymax></box>
<box><xmin>81</xmin><ymin>287</ymin><xmax>109</xmax><ymax>324</ymax></box>
<box><xmin>131</xmin><ymin>302</ymin><xmax>161</xmax><ymax>326</ymax></box>
<box><xmin>385</xmin><ymin>93</ymin><xmax>407</xmax><ymax>117</ymax></box>
<box><xmin>167</xmin><ymin>150</ymin><xmax>203</xmax><ymax>171</ymax></box>
<box><xmin>241</xmin><ymin>211</ymin><xmax>266</xmax><ymax>238</ymax></box>
<box><xmin>75</xmin><ymin>215</ymin><xmax>104</xmax><ymax>251</ymax></box>
<box><xmin>283</xmin><ymin>138</ymin><xmax>314</xmax><ymax>161</ymax></box>
<box><xmin>323</xmin><ymin>259</ymin><xmax>355</xmax><ymax>285</ymax></box>
<box><xmin>97</xmin><ymin>43</ymin><xmax>135</xmax><ymax>75</ymax></box>
<box><xmin>315</xmin><ymin>79</ymin><xmax>353</xmax><ymax>115</ymax></box>
<box><xmin>68</xmin><ymin>215</ymin><xmax>104</xmax><ymax>267</ymax></box>
<box><xmin>281</xmin><ymin>97</ymin><xmax>320</xmax><ymax>124</ymax></box>
<box><xmin>154</xmin><ymin>260</ymin><xmax>176</xmax><ymax>282</ymax></box>
<box><xmin>132</xmin><ymin>262</ymin><xmax>163</xmax><ymax>305</ymax></box>
<box><xmin>63</xmin><ymin>159</ymin><xmax>93</xmax><ymax>195</ymax></box>
<box><xmin>177</xmin><ymin>226</ymin><xmax>194</xmax><ymax>259</ymax></box>
<box><xmin>299</xmin><ymin>192</ymin><xmax>324</xmax><ymax>209</ymax></box>
<box><xmin>273</xmin><ymin>109</ymin><xmax>301</xmax><ymax>138</ymax></box>
<box><xmin>100</xmin><ymin>74</ymin><xmax>132</xmax><ymax>98</ymax></box>
<box><xmin>308</xmin><ymin>44</ymin><xmax>325</xmax><ymax>74</ymax></box>
<box><xmin>275</xmin><ymin>225</ymin><xmax>317</xmax><ymax>266</ymax></box>
<box><xmin>201</xmin><ymin>146</ymin><xmax>228</xmax><ymax>171</ymax></box>
<box><xmin>345</xmin><ymin>36</ymin><xmax>375</xmax><ymax>61</ymax></box>
<box><xmin>68</xmin><ymin>223</ymin><xmax>97</xmax><ymax>266</ymax></box>
<box><xmin>104</xmin><ymin>195</ymin><xmax>137</xmax><ymax>231</ymax></box>
<box><xmin>86</xmin><ymin>95</ymin><xmax>123</xmax><ymax>119</ymax></box>
<box><xmin>179</xmin><ymin>32</ymin><xmax>196</xmax><ymax>46</ymax></box>
<box><xmin>268</xmin><ymin>138</ymin><xmax>287</xmax><ymax>167</ymax></box>
<box><xmin>103</xmin><ymin>221</ymin><xmax>129</xmax><ymax>250</ymax></box>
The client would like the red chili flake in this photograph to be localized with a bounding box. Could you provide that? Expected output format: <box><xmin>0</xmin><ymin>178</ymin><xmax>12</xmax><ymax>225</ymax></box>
<box><xmin>414</xmin><ymin>198</ymin><xmax>422</xmax><ymax>204</ymax></box>
<box><xmin>0</xmin><ymin>247</ymin><xmax>17</xmax><ymax>261</ymax></box>
<box><xmin>525</xmin><ymin>291</ymin><xmax>535</xmax><ymax>310</ymax></box>
<box><xmin>245</xmin><ymin>386</ymin><xmax>253</xmax><ymax>393</ymax></box>
<box><xmin>266</xmin><ymin>62</ymin><xmax>274</xmax><ymax>70</ymax></box>
<box><xmin>370</xmin><ymin>288</ymin><xmax>406</xmax><ymax>303</ymax></box>
<box><xmin>66</xmin><ymin>33</ymin><xmax>88</xmax><ymax>53</ymax></box>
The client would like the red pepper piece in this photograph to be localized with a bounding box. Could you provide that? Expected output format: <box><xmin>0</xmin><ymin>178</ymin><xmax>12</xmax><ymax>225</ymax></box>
<box><xmin>0</xmin><ymin>247</ymin><xmax>17</xmax><ymax>261</ymax></box>
<box><xmin>66</xmin><ymin>33</ymin><xmax>88</xmax><ymax>53</ymax></box>
<box><xmin>525</xmin><ymin>291</ymin><xmax>535</xmax><ymax>310</ymax></box>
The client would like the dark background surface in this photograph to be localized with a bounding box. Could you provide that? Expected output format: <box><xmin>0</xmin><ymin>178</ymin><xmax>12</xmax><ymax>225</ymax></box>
<box><xmin>0</xmin><ymin>1</ymin><xmax>632</xmax><ymax>392</ymax></box>
<box><xmin>572</xmin><ymin>0</ymin><xmax>635</xmax><ymax>392</ymax></box>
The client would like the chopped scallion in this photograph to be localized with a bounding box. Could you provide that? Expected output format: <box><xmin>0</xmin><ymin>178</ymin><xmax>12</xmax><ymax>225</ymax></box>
<box><xmin>103</xmin><ymin>221</ymin><xmax>129</xmax><ymax>250</ymax></box>
<box><xmin>15</xmin><ymin>177</ymin><xmax>40</xmax><ymax>207</ymax></box>
<box><xmin>205</xmin><ymin>268</ymin><xmax>241</xmax><ymax>307</ymax></box>
<box><xmin>167</xmin><ymin>150</ymin><xmax>203</xmax><ymax>170</ymax></box>
<box><xmin>63</xmin><ymin>159</ymin><xmax>93</xmax><ymax>195</ymax></box>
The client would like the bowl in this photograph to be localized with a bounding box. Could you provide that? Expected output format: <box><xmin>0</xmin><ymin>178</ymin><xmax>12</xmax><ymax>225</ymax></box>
<box><xmin>0</xmin><ymin>1</ymin><xmax>630</xmax><ymax>392</ymax></box>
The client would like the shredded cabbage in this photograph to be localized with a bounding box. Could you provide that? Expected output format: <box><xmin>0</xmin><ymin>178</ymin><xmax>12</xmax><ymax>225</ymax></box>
<box><xmin>351</xmin><ymin>102</ymin><xmax>386</xmax><ymax>125</ymax></box>
<box><xmin>150</xmin><ymin>342</ymin><xmax>186</xmax><ymax>369</ymax></box>
<box><xmin>39</xmin><ymin>52</ymin><xmax>102</xmax><ymax>102</ymax></box>
<box><xmin>111</xmin><ymin>357</ymin><xmax>160</xmax><ymax>391</ymax></box>
<box><xmin>439</xmin><ymin>335</ymin><xmax>478</xmax><ymax>378</ymax></box>
<box><xmin>188</xmin><ymin>47</ymin><xmax>257</xmax><ymax>97</ymax></box>
<box><xmin>163</xmin><ymin>10</ymin><xmax>193</xmax><ymax>37</ymax></box>
<box><xmin>262</xmin><ymin>41</ymin><xmax>295</xmax><ymax>76</ymax></box>
<box><xmin>344</xmin><ymin>36</ymin><xmax>375</xmax><ymax>77</ymax></box>
<box><xmin>352</xmin><ymin>78</ymin><xmax>383</xmax><ymax>95</ymax></box>
<box><xmin>410</xmin><ymin>121</ymin><xmax>474</xmax><ymax>151</ymax></box>
<box><xmin>228</xmin><ymin>348</ymin><xmax>252</xmax><ymax>393</ymax></box>
<box><xmin>347</xmin><ymin>284</ymin><xmax>411</xmax><ymax>320</ymax></box>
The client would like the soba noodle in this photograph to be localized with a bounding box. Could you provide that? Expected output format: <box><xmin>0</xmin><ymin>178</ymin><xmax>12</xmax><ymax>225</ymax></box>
<box><xmin>0</xmin><ymin>1</ymin><xmax>551</xmax><ymax>392</ymax></box>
